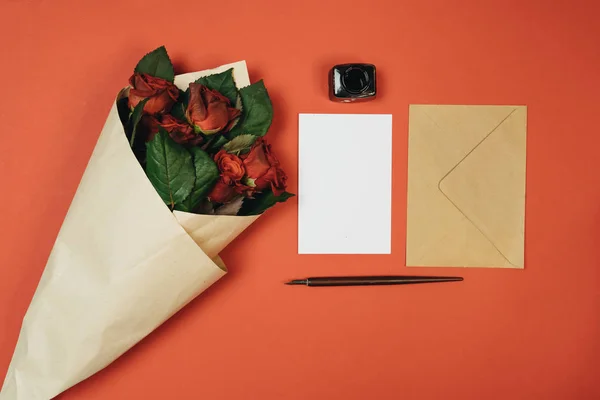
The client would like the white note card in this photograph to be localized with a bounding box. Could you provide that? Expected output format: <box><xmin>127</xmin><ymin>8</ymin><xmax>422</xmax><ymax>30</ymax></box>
<box><xmin>298</xmin><ymin>114</ymin><xmax>393</xmax><ymax>254</ymax></box>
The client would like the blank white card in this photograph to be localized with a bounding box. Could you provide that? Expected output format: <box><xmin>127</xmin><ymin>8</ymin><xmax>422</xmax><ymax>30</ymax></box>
<box><xmin>298</xmin><ymin>114</ymin><xmax>392</xmax><ymax>254</ymax></box>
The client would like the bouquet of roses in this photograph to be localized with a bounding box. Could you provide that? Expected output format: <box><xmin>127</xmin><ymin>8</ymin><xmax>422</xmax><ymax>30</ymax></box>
<box><xmin>0</xmin><ymin>47</ymin><xmax>293</xmax><ymax>400</ymax></box>
<box><xmin>121</xmin><ymin>46</ymin><xmax>293</xmax><ymax>215</ymax></box>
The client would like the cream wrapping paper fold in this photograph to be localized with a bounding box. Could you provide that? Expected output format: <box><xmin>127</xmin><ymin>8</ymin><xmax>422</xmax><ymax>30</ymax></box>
<box><xmin>0</xmin><ymin>61</ymin><xmax>258</xmax><ymax>400</ymax></box>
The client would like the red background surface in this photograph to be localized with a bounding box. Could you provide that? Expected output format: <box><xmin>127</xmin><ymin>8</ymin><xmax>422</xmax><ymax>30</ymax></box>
<box><xmin>1</xmin><ymin>1</ymin><xmax>599</xmax><ymax>399</ymax></box>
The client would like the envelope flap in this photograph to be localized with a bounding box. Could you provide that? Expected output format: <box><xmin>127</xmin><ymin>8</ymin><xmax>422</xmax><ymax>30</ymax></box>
<box><xmin>412</xmin><ymin>105</ymin><xmax>520</xmax><ymax>173</ymax></box>
<box><xmin>439</xmin><ymin>106</ymin><xmax>527</xmax><ymax>267</ymax></box>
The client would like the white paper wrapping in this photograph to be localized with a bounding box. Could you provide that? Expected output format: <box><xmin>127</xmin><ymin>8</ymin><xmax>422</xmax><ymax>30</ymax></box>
<box><xmin>0</xmin><ymin>61</ymin><xmax>258</xmax><ymax>400</ymax></box>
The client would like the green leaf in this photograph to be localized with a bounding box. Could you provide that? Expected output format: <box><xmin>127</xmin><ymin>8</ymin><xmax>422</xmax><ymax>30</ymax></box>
<box><xmin>195</xmin><ymin>68</ymin><xmax>238</xmax><ymax>105</ymax></box>
<box><xmin>239</xmin><ymin>190</ymin><xmax>294</xmax><ymax>216</ymax></box>
<box><xmin>204</xmin><ymin>135</ymin><xmax>229</xmax><ymax>153</ymax></box>
<box><xmin>176</xmin><ymin>147</ymin><xmax>219</xmax><ymax>213</ymax></box>
<box><xmin>146</xmin><ymin>129</ymin><xmax>196</xmax><ymax>209</ymax></box>
<box><xmin>222</xmin><ymin>134</ymin><xmax>257</xmax><ymax>154</ymax></box>
<box><xmin>227</xmin><ymin>94</ymin><xmax>243</xmax><ymax>132</ymax></box>
<box><xmin>170</xmin><ymin>101</ymin><xmax>186</xmax><ymax>121</ymax></box>
<box><xmin>134</xmin><ymin>46</ymin><xmax>175</xmax><ymax>82</ymax></box>
<box><xmin>229</xmin><ymin>80</ymin><xmax>273</xmax><ymax>138</ymax></box>
<box><xmin>128</xmin><ymin>98</ymin><xmax>148</xmax><ymax>147</ymax></box>
<box><xmin>169</xmin><ymin>89</ymin><xmax>188</xmax><ymax>122</ymax></box>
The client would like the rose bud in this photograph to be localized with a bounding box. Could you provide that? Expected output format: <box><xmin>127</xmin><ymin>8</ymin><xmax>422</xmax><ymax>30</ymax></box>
<box><xmin>208</xmin><ymin>150</ymin><xmax>249</xmax><ymax>203</ymax></box>
<box><xmin>186</xmin><ymin>83</ymin><xmax>241</xmax><ymax>135</ymax></box>
<box><xmin>128</xmin><ymin>73</ymin><xmax>179</xmax><ymax>115</ymax></box>
<box><xmin>160</xmin><ymin>114</ymin><xmax>202</xmax><ymax>146</ymax></box>
<box><xmin>242</xmin><ymin>138</ymin><xmax>288</xmax><ymax>196</ymax></box>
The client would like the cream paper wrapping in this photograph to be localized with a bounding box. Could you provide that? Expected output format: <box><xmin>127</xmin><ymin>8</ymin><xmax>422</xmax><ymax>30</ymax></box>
<box><xmin>0</xmin><ymin>61</ymin><xmax>259</xmax><ymax>400</ymax></box>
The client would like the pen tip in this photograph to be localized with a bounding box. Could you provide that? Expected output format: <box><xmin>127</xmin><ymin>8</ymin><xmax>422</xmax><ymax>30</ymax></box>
<box><xmin>285</xmin><ymin>279</ymin><xmax>306</xmax><ymax>285</ymax></box>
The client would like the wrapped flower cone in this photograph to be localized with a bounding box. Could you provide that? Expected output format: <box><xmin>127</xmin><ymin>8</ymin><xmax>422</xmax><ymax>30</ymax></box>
<box><xmin>0</xmin><ymin>61</ymin><xmax>261</xmax><ymax>400</ymax></box>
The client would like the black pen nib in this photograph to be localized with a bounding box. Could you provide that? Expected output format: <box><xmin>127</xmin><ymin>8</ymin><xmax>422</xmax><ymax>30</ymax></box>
<box><xmin>285</xmin><ymin>279</ymin><xmax>307</xmax><ymax>285</ymax></box>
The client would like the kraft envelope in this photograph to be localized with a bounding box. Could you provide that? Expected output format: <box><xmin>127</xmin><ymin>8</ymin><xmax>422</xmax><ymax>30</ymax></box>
<box><xmin>406</xmin><ymin>105</ymin><xmax>527</xmax><ymax>268</ymax></box>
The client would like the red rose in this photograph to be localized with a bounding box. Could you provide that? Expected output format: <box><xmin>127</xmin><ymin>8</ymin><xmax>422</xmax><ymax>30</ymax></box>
<box><xmin>160</xmin><ymin>114</ymin><xmax>202</xmax><ymax>145</ymax></box>
<box><xmin>186</xmin><ymin>83</ymin><xmax>241</xmax><ymax>135</ymax></box>
<box><xmin>128</xmin><ymin>73</ymin><xmax>179</xmax><ymax>115</ymax></box>
<box><xmin>242</xmin><ymin>138</ymin><xmax>288</xmax><ymax>196</ymax></box>
<box><xmin>208</xmin><ymin>150</ymin><xmax>248</xmax><ymax>203</ymax></box>
<box><xmin>208</xmin><ymin>181</ymin><xmax>237</xmax><ymax>204</ymax></box>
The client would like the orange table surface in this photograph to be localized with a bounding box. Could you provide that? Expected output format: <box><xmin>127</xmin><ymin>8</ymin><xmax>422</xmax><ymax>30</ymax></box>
<box><xmin>1</xmin><ymin>1</ymin><xmax>599</xmax><ymax>399</ymax></box>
